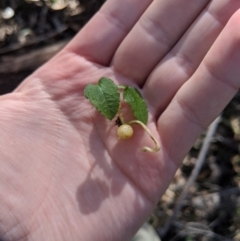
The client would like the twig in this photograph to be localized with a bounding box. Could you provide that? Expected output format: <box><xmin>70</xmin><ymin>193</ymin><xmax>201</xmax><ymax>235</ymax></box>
<box><xmin>159</xmin><ymin>115</ymin><xmax>221</xmax><ymax>238</ymax></box>
<box><xmin>169</xmin><ymin>224</ymin><xmax>232</xmax><ymax>241</ymax></box>
<box><xmin>0</xmin><ymin>27</ymin><xmax>68</xmax><ymax>55</ymax></box>
<box><xmin>0</xmin><ymin>40</ymin><xmax>69</xmax><ymax>73</ymax></box>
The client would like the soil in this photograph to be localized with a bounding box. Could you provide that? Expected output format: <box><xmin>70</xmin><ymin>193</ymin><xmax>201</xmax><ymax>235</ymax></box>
<box><xmin>1</xmin><ymin>1</ymin><xmax>240</xmax><ymax>241</ymax></box>
<box><xmin>0</xmin><ymin>0</ymin><xmax>105</xmax><ymax>93</ymax></box>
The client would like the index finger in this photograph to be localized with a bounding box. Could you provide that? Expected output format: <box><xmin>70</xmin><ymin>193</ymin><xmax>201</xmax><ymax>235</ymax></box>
<box><xmin>65</xmin><ymin>0</ymin><xmax>153</xmax><ymax>66</ymax></box>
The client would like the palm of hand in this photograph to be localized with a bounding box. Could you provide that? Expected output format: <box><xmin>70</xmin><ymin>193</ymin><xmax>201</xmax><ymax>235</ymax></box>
<box><xmin>1</xmin><ymin>1</ymin><xmax>240</xmax><ymax>240</ymax></box>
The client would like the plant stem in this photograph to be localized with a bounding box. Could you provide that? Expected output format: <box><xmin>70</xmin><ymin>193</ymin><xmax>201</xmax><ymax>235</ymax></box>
<box><xmin>117</xmin><ymin>85</ymin><xmax>126</xmax><ymax>124</ymax></box>
<box><xmin>118</xmin><ymin>106</ymin><xmax>124</xmax><ymax>124</ymax></box>
<box><xmin>127</xmin><ymin>120</ymin><xmax>160</xmax><ymax>152</ymax></box>
<box><xmin>117</xmin><ymin>91</ymin><xmax>125</xmax><ymax>124</ymax></box>
<box><xmin>118</xmin><ymin>85</ymin><xmax>126</xmax><ymax>90</ymax></box>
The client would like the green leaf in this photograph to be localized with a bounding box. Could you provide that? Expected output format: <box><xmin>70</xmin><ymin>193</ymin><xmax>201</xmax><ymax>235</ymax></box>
<box><xmin>84</xmin><ymin>77</ymin><xmax>120</xmax><ymax>120</ymax></box>
<box><xmin>123</xmin><ymin>87</ymin><xmax>148</xmax><ymax>124</ymax></box>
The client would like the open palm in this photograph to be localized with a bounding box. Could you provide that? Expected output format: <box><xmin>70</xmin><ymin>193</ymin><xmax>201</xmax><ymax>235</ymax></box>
<box><xmin>1</xmin><ymin>1</ymin><xmax>240</xmax><ymax>240</ymax></box>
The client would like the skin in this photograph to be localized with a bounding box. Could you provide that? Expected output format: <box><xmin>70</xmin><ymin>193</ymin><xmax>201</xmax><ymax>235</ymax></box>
<box><xmin>1</xmin><ymin>0</ymin><xmax>240</xmax><ymax>240</ymax></box>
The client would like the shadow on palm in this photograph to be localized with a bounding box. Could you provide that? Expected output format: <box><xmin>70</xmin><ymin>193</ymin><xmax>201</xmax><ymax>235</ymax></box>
<box><xmin>31</xmin><ymin>50</ymin><xmax>169</xmax><ymax>206</ymax></box>
<box><xmin>76</xmin><ymin>103</ymin><xmax>162</xmax><ymax>214</ymax></box>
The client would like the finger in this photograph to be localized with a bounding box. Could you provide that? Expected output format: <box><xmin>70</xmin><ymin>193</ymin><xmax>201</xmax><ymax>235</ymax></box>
<box><xmin>111</xmin><ymin>0</ymin><xmax>210</xmax><ymax>85</ymax></box>
<box><xmin>158</xmin><ymin>10</ymin><xmax>240</xmax><ymax>166</ymax></box>
<box><xmin>144</xmin><ymin>0</ymin><xmax>240</xmax><ymax>115</ymax></box>
<box><xmin>64</xmin><ymin>0</ymin><xmax>153</xmax><ymax>66</ymax></box>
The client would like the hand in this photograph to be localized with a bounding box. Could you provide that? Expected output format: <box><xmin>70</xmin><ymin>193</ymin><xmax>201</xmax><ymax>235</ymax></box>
<box><xmin>1</xmin><ymin>1</ymin><xmax>240</xmax><ymax>240</ymax></box>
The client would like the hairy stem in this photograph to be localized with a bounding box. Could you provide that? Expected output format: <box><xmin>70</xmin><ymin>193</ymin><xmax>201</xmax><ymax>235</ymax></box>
<box><xmin>118</xmin><ymin>106</ymin><xmax>124</xmax><ymax>124</ymax></box>
<box><xmin>127</xmin><ymin>120</ymin><xmax>160</xmax><ymax>153</ymax></box>
<box><xmin>118</xmin><ymin>85</ymin><xmax>126</xmax><ymax>90</ymax></box>
<box><xmin>117</xmin><ymin>86</ymin><xmax>125</xmax><ymax>124</ymax></box>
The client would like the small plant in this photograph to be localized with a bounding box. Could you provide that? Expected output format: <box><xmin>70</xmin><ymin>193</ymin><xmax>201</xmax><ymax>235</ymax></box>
<box><xmin>84</xmin><ymin>77</ymin><xmax>160</xmax><ymax>153</ymax></box>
